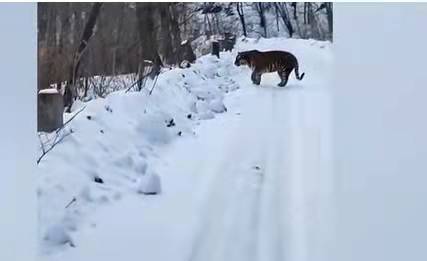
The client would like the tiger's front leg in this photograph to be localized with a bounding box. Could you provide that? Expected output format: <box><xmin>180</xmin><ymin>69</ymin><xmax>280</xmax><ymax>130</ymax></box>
<box><xmin>251</xmin><ymin>70</ymin><xmax>261</xmax><ymax>85</ymax></box>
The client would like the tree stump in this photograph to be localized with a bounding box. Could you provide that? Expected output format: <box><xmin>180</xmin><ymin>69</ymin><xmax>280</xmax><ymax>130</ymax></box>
<box><xmin>38</xmin><ymin>89</ymin><xmax>64</xmax><ymax>132</ymax></box>
<box><xmin>180</xmin><ymin>40</ymin><xmax>196</xmax><ymax>64</ymax></box>
<box><xmin>211</xmin><ymin>41</ymin><xmax>220</xmax><ymax>58</ymax></box>
<box><xmin>223</xmin><ymin>33</ymin><xmax>236</xmax><ymax>51</ymax></box>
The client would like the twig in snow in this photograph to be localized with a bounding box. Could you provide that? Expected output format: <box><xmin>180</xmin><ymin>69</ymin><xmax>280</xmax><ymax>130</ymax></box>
<box><xmin>37</xmin><ymin>106</ymin><xmax>86</xmax><ymax>164</ymax></box>
<box><xmin>65</xmin><ymin>197</ymin><xmax>77</xmax><ymax>208</ymax></box>
<box><xmin>37</xmin><ymin>130</ymin><xmax>73</xmax><ymax>164</ymax></box>
<box><xmin>148</xmin><ymin>73</ymin><xmax>160</xmax><ymax>95</ymax></box>
<box><xmin>38</xmin><ymin>133</ymin><xmax>47</xmax><ymax>154</ymax></box>
<box><xmin>125</xmin><ymin>77</ymin><xmax>146</xmax><ymax>93</ymax></box>
<box><xmin>57</xmin><ymin>105</ymin><xmax>87</xmax><ymax>134</ymax></box>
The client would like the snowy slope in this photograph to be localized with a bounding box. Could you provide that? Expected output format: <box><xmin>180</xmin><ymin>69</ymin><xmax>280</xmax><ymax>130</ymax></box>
<box><xmin>38</xmin><ymin>37</ymin><xmax>333</xmax><ymax>261</ymax></box>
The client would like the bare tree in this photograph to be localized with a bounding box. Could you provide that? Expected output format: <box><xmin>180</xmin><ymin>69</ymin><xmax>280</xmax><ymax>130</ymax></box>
<box><xmin>274</xmin><ymin>3</ymin><xmax>294</xmax><ymax>38</ymax></box>
<box><xmin>316</xmin><ymin>2</ymin><xmax>333</xmax><ymax>36</ymax></box>
<box><xmin>157</xmin><ymin>3</ymin><xmax>175</xmax><ymax>65</ymax></box>
<box><xmin>135</xmin><ymin>3</ymin><xmax>162</xmax><ymax>91</ymax></box>
<box><xmin>291</xmin><ymin>2</ymin><xmax>298</xmax><ymax>20</ymax></box>
<box><xmin>111</xmin><ymin>4</ymin><xmax>125</xmax><ymax>76</ymax></box>
<box><xmin>37</xmin><ymin>2</ymin><xmax>332</xmax><ymax>111</ymax></box>
<box><xmin>156</xmin><ymin>3</ymin><xmax>183</xmax><ymax>65</ymax></box>
<box><xmin>255</xmin><ymin>3</ymin><xmax>267</xmax><ymax>37</ymax></box>
<box><xmin>236</xmin><ymin>3</ymin><xmax>247</xmax><ymax>37</ymax></box>
<box><xmin>169</xmin><ymin>4</ymin><xmax>184</xmax><ymax>63</ymax></box>
<box><xmin>63</xmin><ymin>3</ymin><xmax>102</xmax><ymax>112</ymax></box>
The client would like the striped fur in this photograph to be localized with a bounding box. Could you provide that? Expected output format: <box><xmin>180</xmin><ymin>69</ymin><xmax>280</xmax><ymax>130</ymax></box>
<box><xmin>234</xmin><ymin>50</ymin><xmax>305</xmax><ymax>87</ymax></box>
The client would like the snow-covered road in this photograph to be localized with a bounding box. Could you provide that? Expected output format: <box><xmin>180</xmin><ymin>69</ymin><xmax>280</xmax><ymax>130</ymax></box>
<box><xmin>44</xmin><ymin>79</ymin><xmax>333</xmax><ymax>261</ymax></box>
<box><xmin>39</xmin><ymin>38</ymin><xmax>334</xmax><ymax>261</ymax></box>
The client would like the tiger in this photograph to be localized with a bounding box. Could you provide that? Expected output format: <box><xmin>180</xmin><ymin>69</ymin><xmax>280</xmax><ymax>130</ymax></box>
<box><xmin>234</xmin><ymin>50</ymin><xmax>305</xmax><ymax>87</ymax></box>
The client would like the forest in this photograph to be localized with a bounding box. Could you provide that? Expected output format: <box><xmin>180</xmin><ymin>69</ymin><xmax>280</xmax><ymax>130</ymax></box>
<box><xmin>38</xmin><ymin>2</ymin><xmax>332</xmax><ymax>113</ymax></box>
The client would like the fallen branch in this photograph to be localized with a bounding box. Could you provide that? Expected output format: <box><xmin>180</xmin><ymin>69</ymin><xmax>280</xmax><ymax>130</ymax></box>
<box><xmin>125</xmin><ymin>77</ymin><xmax>146</xmax><ymax>93</ymax></box>
<box><xmin>65</xmin><ymin>197</ymin><xmax>77</xmax><ymax>208</ymax></box>
<box><xmin>148</xmin><ymin>73</ymin><xmax>160</xmax><ymax>95</ymax></box>
<box><xmin>37</xmin><ymin>130</ymin><xmax>73</xmax><ymax>164</ymax></box>
<box><xmin>57</xmin><ymin>105</ymin><xmax>87</xmax><ymax>134</ymax></box>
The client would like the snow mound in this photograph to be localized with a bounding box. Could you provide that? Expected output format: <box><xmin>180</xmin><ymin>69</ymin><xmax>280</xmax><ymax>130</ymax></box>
<box><xmin>137</xmin><ymin>172</ymin><xmax>162</xmax><ymax>195</ymax></box>
<box><xmin>136</xmin><ymin>114</ymin><xmax>174</xmax><ymax>145</ymax></box>
<box><xmin>209</xmin><ymin>98</ymin><xmax>227</xmax><ymax>113</ymax></box>
<box><xmin>37</xmin><ymin>47</ymin><xmax>242</xmax><ymax>256</ymax></box>
<box><xmin>198</xmin><ymin>111</ymin><xmax>215</xmax><ymax>120</ymax></box>
<box><xmin>44</xmin><ymin>223</ymin><xmax>74</xmax><ymax>247</ymax></box>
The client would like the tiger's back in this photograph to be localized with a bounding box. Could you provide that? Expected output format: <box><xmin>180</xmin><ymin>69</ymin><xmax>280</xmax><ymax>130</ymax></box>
<box><xmin>251</xmin><ymin>51</ymin><xmax>298</xmax><ymax>72</ymax></box>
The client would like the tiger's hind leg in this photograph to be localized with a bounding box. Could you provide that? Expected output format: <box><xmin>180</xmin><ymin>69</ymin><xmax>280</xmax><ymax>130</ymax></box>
<box><xmin>277</xmin><ymin>68</ymin><xmax>292</xmax><ymax>87</ymax></box>
<box><xmin>251</xmin><ymin>70</ymin><xmax>261</xmax><ymax>85</ymax></box>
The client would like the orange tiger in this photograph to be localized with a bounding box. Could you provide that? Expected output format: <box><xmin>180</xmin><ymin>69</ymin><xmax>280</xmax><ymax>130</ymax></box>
<box><xmin>234</xmin><ymin>50</ymin><xmax>305</xmax><ymax>87</ymax></box>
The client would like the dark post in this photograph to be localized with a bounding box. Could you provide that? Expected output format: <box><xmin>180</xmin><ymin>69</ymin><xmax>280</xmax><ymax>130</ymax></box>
<box><xmin>38</xmin><ymin>90</ymin><xmax>64</xmax><ymax>132</ymax></box>
<box><xmin>223</xmin><ymin>33</ymin><xmax>236</xmax><ymax>51</ymax></box>
<box><xmin>211</xmin><ymin>40</ymin><xmax>220</xmax><ymax>58</ymax></box>
<box><xmin>181</xmin><ymin>40</ymin><xmax>196</xmax><ymax>64</ymax></box>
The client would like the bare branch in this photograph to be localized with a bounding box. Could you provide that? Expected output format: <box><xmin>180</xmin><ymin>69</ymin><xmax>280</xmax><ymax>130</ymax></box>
<box><xmin>37</xmin><ymin>105</ymin><xmax>87</xmax><ymax>164</ymax></box>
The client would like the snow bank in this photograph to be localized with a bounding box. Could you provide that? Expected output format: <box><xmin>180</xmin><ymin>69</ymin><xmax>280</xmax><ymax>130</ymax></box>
<box><xmin>37</xmin><ymin>48</ymin><xmax>241</xmax><ymax>255</ymax></box>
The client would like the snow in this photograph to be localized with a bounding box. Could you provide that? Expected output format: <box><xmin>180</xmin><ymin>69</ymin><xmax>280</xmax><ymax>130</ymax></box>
<box><xmin>137</xmin><ymin>172</ymin><xmax>162</xmax><ymax>195</ymax></box>
<box><xmin>43</xmin><ymin>224</ymin><xmax>74</xmax><ymax>248</ymax></box>
<box><xmin>335</xmin><ymin>5</ymin><xmax>427</xmax><ymax>261</ymax></box>
<box><xmin>38</xmin><ymin>37</ymin><xmax>332</xmax><ymax>261</ymax></box>
<box><xmin>39</xmin><ymin>88</ymin><xmax>59</xmax><ymax>94</ymax></box>
<box><xmin>208</xmin><ymin>98</ymin><xmax>227</xmax><ymax>113</ymax></box>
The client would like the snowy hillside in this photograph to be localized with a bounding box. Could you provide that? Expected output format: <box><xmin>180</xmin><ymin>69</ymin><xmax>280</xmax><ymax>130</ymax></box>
<box><xmin>38</xmin><ymin>37</ymin><xmax>333</xmax><ymax>261</ymax></box>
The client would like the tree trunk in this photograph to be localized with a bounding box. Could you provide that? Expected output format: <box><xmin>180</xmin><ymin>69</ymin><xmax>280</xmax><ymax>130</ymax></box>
<box><xmin>180</xmin><ymin>40</ymin><xmax>196</xmax><ymax>64</ymax></box>
<box><xmin>211</xmin><ymin>41</ymin><xmax>220</xmax><ymax>58</ymax></box>
<box><xmin>257</xmin><ymin>3</ymin><xmax>267</xmax><ymax>38</ymax></box>
<box><xmin>275</xmin><ymin>3</ymin><xmax>294</xmax><ymax>38</ymax></box>
<box><xmin>135</xmin><ymin>3</ymin><xmax>162</xmax><ymax>83</ymax></box>
<box><xmin>307</xmin><ymin>3</ymin><xmax>312</xmax><ymax>25</ymax></box>
<box><xmin>84</xmin><ymin>77</ymin><xmax>88</xmax><ymax>98</ymax></box>
<box><xmin>156</xmin><ymin>3</ymin><xmax>183</xmax><ymax>65</ymax></box>
<box><xmin>112</xmin><ymin>4</ymin><xmax>124</xmax><ymax>75</ymax></box>
<box><xmin>307</xmin><ymin>3</ymin><xmax>322</xmax><ymax>40</ymax></box>
<box><xmin>214</xmin><ymin>13</ymin><xmax>221</xmax><ymax>35</ymax></box>
<box><xmin>326</xmin><ymin>3</ymin><xmax>333</xmax><ymax>37</ymax></box>
<box><xmin>169</xmin><ymin>4</ymin><xmax>183</xmax><ymax>64</ymax></box>
<box><xmin>236</xmin><ymin>3</ymin><xmax>247</xmax><ymax>37</ymax></box>
<box><xmin>304</xmin><ymin>3</ymin><xmax>308</xmax><ymax>24</ymax></box>
<box><xmin>314</xmin><ymin>2</ymin><xmax>333</xmax><ymax>40</ymax></box>
<box><xmin>292</xmin><ymin>2</ymin><xmax>298</xmax><ymax>20</ymax></box>
<box><xmin>64</xmin><ymin>2</ymin><xmax>103</xmax><ymax>112</ymax></box>
<box><xmin>158</xmin><ymin>3</ymin><xmax>175</xmax><ymax>65</ymax></box>
<box><xmin>112</xmin><ymin>48</ymin><xmax>117</xmax><ymax>75</ymax></box>
<box><xmin>206</xmin><ymin>14</ymin><xmax>212</xmax><ymax>37</ymax></box>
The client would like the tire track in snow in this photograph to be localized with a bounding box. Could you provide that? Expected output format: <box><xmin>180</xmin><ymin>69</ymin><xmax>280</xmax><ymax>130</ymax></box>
<box><xmin>187</xmin><ymin>82</ymin><xmax>328</xmax><ymax>261</ymax></box>
<box><xmin>255</xmin><ymin>87</ymin><xmax>290</xmax><ymax>261</ymax></box>
<box><xmin>187</xmin><ymin>87</ymin><xmax>273</xmax><ymax>261</ymax></box>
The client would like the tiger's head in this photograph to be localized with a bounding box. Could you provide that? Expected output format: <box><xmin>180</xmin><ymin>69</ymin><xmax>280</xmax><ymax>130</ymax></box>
<box><xmin>234</xmin><ymin>52</ymin><xmax>250</xmax><ymax>67</ymax></box>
